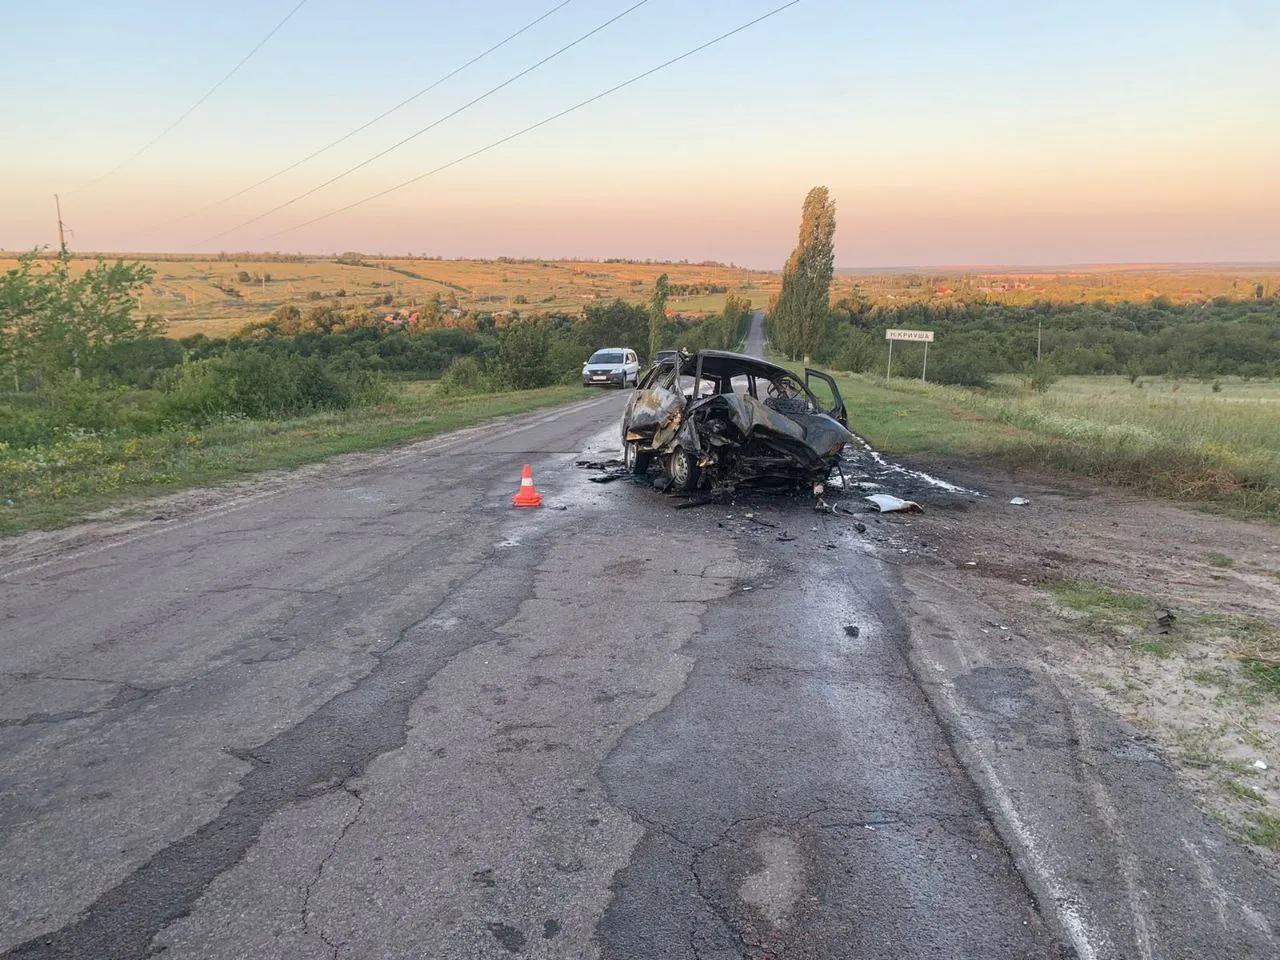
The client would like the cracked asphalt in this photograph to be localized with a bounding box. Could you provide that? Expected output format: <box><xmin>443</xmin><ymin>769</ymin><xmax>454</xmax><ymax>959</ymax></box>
<box><xmin>8</xmin><ymin>313</ymin><xmax>1278</xmax><ymax>958</ymax></box>
<box><xmin>0</xmin><ymin>381</ymin><xmax>1069</xmax><ymax>959</ymax></box>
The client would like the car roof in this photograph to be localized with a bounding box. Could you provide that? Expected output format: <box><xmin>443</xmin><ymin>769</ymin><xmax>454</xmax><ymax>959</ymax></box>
<box><xmin>685</xmin><ymin>350</ymin><xmax>797</xmax><ymax>381</ymax></box>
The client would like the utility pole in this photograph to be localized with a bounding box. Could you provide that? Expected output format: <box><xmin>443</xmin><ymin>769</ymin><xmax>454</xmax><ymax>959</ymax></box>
<box><xmin>54</xmin><ymin>194</ymin><xmax>66</xmax><ymax>251</ymax></box>
<box><xmin>1037</xmin><ymin>320</ymin><xmax>1043</xmax><ymax>363</ymax></box>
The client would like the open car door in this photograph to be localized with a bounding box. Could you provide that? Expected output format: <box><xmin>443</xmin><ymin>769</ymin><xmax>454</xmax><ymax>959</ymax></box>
<box><xmin>804</xmin><ymin>368</ymin><xmax>848</xmax><ymax>427</ymax></box>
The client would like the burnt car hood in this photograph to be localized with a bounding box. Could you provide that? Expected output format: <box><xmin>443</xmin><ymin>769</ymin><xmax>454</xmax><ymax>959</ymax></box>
<box><xmin>686</xmin><ymin>392</ymin><xmax>850</xmax><ymax>465</ymax></box>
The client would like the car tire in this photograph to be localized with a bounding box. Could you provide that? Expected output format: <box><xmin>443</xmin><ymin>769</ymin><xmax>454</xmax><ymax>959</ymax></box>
<box><xmin>666</xmin><ymin>445</ymin><xmax>701</xmax><ymax>493</ymax></box>
<box><xmin>625</xmin><ymin>442</ymin><xmax>652</xmax><ymax>476</ymax></box>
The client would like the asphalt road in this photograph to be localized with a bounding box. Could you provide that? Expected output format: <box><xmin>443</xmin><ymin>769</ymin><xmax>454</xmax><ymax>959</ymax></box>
<box><xmin>3</xmin><ymin>321</ymin><xmax>1275</xmax><ymax>959</ymax></box>
<box><xmin>0</xmin><ymin>371</ymin><xmax>1065</xmax><ymax>959</ymax></box>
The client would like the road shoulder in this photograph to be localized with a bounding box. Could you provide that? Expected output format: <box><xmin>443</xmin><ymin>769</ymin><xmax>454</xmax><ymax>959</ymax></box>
<box><xmin>874</xmin><ymin>457</ymin><xmax>1280</xmax><ymax>959</ymax></box>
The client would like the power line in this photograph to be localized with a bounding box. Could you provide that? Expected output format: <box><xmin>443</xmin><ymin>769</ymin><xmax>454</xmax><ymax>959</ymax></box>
<box><xmin>69</xmin><ymin>0</ymin><xmax>311</xmax><ymax>194</ymax></box>
<box><xmin>261</xmin><ymin>1</ymin><xmax>801</xmax><ymax>243</ymax></box>
<box><xmin>180</xmin><ymin>0</ymin><xmax>575</xmax><ymax>221</ymax></box>
<box><xmin>197</xmin><ymin>0</ymin><xmax>651</xmax><ymax>246</ymax></box>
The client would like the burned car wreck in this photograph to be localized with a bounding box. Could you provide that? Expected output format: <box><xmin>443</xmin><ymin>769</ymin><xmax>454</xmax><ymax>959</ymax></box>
<box><xmin>621</xmin><ymin>350</ymin><xmax>854</xmax><ymax>493</ymax></box>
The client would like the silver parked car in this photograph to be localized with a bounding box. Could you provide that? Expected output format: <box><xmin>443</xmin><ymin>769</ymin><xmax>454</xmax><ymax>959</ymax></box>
<box><xmin>582</xmin><ymin>347</ymin><xmax>641</xmax><ymax>388</ymax></box>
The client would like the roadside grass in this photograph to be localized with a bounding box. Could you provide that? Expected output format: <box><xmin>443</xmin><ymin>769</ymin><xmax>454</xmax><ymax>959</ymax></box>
<box><xmin>1193</xmin><ymin>613</ymin><xmax>1280</xmax><ymax>701</ymax></box>
<box><xmin>1226</xmin><ymin>779</ymin><xmax>1268</xmax><ymax>804</ymax></box>
<box><xmin>0</xmin><ymin>382</ymin><xmax>582</xmax><ymax>537</ymax></box>
<box><xmin>1244</xmin><ymin>813</ymin><xmax>1280</xmax><ymax>851</ymax></box>
<box><xmin>1045</xmin><ymin>579</ymin><xmax>1150</xmax><ymax>618</ymax></box>
<box><xmin>1041</xmin><ymin>580</ymin><xmax>1280</xmax><ymax>694</ymax></box>
<box><xmin>823</xmin><ymin>373</ymin><xmax>1280</xmax><ymax>521</ymax></box>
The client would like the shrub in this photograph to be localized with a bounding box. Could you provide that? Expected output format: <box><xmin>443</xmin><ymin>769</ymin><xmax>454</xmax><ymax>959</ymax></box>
<box><xmin>927</xmin><ymin>352</ymin><xmax>994</xmax><ymax>389</ymax></box>
<box><xmin>158</xmin><ymin>352</ymin><xmax>384</xmax><ymax>423</ymax></box>
<box><xmin>1019</xmin><ymin>360</ymin><xmax>1059</xmax><ymax>393</ymax></box>
<box><xmin>437</xmin><ymin>356</ymin><xmax>492</xmax><ymax>396</ymax></box>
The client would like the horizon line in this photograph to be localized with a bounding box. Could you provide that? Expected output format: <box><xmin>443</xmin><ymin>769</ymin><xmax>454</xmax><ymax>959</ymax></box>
<box><xmin>3</xmin><ymin>249</ymin><xmax>1280</xmax><ymax>275</ymax></box>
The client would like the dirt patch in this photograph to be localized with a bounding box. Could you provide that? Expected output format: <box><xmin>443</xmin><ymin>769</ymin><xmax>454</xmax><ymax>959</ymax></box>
<box><xmin>861</xmin><ymin>451</ymin><xmax>1280</xmax><ymax>863</ymax></box>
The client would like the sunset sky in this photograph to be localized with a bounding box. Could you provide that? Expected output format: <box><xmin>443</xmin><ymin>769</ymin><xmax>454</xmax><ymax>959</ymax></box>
<box><xmin>2</xmin><ymin>0</ymin><xmax>1277</xmax><ymax>268</ymax></box>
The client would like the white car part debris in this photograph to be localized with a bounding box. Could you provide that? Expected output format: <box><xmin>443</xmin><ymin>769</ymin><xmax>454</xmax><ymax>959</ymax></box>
<box><xmin>865</xmin><ymin>494</ymin><xmax>922</xmax><ymax>513</ymax></box>
<box><xmin>1010</xmin><ymin>497</ymin><xmax>1031</xmax><ymax>505</ymax></box>
<box><xmin>1254</xmin><ymin>760</ymin><xmax>1269</xmax><ymax>771</ymax></box>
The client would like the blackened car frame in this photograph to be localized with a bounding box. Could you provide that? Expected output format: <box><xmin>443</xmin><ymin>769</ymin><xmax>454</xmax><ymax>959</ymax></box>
<box><xmin>620</xmin><ymin>350</ymin><xmax>854</xmax><ymax>493</ymax></box>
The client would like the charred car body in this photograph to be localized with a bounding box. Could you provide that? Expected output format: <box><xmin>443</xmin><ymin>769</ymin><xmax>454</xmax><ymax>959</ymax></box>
<box><xmin>621</xmin><ymin>350</ymin><xmax>854</xmax><ymax>493</ymax></box>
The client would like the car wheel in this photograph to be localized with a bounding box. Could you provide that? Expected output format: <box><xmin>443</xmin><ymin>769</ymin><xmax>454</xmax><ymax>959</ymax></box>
<box><xmin>666</xmin><ymin>445</ymin><xmax>701</xmax><ymax>493</ymax></box>
<box><xmin>625</xmin><ymin>442</ymin><xmax>652</xmax><ymax>476</ymax></box>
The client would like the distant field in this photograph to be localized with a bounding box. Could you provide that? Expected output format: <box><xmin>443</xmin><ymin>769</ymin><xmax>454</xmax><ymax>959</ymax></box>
<box><xmin>834</xmin><ymin>264</ymin><xmax>1280</xmax><ymax>307</ymax></box>
<box><xmin>0</xmin><ymin>254</ymin><xmax>780</xmax><ymax>340</ymax></box>
<box><xmin>4</xmin><ymin>253</ymin><xmax>1276</xmax><ymax>341</ymax></box>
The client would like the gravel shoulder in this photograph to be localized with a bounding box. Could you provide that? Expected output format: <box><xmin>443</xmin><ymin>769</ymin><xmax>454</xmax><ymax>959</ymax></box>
<box><xmin>845</xmin><ymin>451</ymin><xmax>1280</xmax><ymax>957</ymax></box>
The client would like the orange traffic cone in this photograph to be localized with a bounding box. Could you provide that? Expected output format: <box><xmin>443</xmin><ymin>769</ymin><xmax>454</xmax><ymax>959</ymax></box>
<box><xmin>512</xmin><ymin>464</ymin><xmax>543</xmax><ymax>508</ymax></box>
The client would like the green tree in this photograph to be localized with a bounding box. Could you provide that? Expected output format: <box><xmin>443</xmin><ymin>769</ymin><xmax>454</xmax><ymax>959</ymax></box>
<box><xmin>648</xmin><ymin>272</ymin><xmax>670</xmax><ymax>360</ymax></box>
<box><xmin>581</xmin><ymin>299</ymin><xmax>648</xmax><ymax>353</ymax></box>
<box><xmin>0</xmin><ymin>248</ymin><xmax>157</xmax><ymax>386</ymax></box>
<box><xmin>498</xmin><ymin>320</ymin><xmax>552</xmax><ymax>390</ymax></box>
<box><xmin>719</xmin><ymin>294</ymin><xmax>752</xmax><ymax>349</ymax></box>
<box><xmin>0</xmin><ymin>253</ymin><xmax>47</xmax><ymax>391</ymax></box>
<box><xmin>771</xmin><ymin>187</ymin><xmax>837</xmax><ymax>361</ymax></box>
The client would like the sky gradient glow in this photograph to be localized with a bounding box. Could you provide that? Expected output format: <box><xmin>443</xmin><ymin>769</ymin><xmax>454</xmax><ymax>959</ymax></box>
<box><xmin>2</xmin><ymin>0</ymin><xmax>1277</xmax><ymax>267</ymax></box>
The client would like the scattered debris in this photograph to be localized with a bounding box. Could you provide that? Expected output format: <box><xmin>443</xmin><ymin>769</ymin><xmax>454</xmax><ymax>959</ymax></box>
<box><xmin>843</xmin><ymin>435</ymin><xmax>979</xmax><ymax>494</ymax></box>
<box><xmin>865</xmin><ymin>494</ymin><xmax>922</xmax><ymax>514</ymax></box>
<box><xmin>844</xmin><ymin>625</ymin><xmax>860</xmax><ymax>638</ymax></box>
<box><xmin>1254</xmin><ymin>760</ymin><xmax>1269</xmax><ymax>771</ymax></box>
<box><xmin>746</xmin><ymin>515</ymin><xmax>779</xmax><ymax>529</ymax></box>
<box><xmin>588</xmin><ymin>472</ymin><xmax>628</xmax><ymax>484</ymax></box>
<box><xmin>1153</xmin><ymin>610</ymin><xmax>1177</xmax><ymax>634</ymax></box>
<box><xmin>675</xmin><ymin>496</ymin><xmax>716</xmax><ymax>510</ymax></box>
<box><xmin>776</xmin><ymin>534</ymin><xmax>796</xmax><ymax>543</ymax></box>
<box><xmin>575</xmin><ymin>459</ymin><xmax>624</xmax><ymax>471</ymax></box>
<box><xmin>1009</xmin><ymin>497</ymin><xmax>1031</xmax><ymax>506</ymax></box>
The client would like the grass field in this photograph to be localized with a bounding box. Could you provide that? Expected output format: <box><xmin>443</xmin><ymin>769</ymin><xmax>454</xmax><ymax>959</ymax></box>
<box><xmin>0</xmin><ymin>254</ymin><xmax>780</xmax><ymax>340</ymax></box>
<box><xmin>0</xmin><ymin>382</ymin><xmax>582</xmax><ymax>537</ymax></box>
<box><xmin>829</xmin><ymin>373</ymin><xmax>1280</xmax><ymax>520</ymax></box>
<box><xmin>4</xmin><ymin>253</ymin><xmax>1276</xmax><ymax>341</ymax></box>
<box><xmin>835</xmin><ymin>264</ymin><xmax>1280</xmax><ymax>306</ymax></box>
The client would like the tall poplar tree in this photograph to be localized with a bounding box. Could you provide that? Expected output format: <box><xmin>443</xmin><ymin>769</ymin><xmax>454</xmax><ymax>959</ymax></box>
<box><xmin>772</xmin><ymin>187</ymin><xmax>836</xmax><ymax>362</ymax></box>
<box><xmin>648</xmin><ymin>272</ymin><xmax>670</xmax><ymax>361</ymax></box>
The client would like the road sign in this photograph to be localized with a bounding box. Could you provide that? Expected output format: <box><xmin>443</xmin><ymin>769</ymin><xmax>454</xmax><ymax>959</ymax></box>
<box><xmin>884</xmin><ymin>329</ymin><xmax>936</xmax><ymax>381</ymax></box>
<box><xmin>885</xmin><ymin>329</ymin><xmax>934</xmax><ymax>342</ymax></box>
